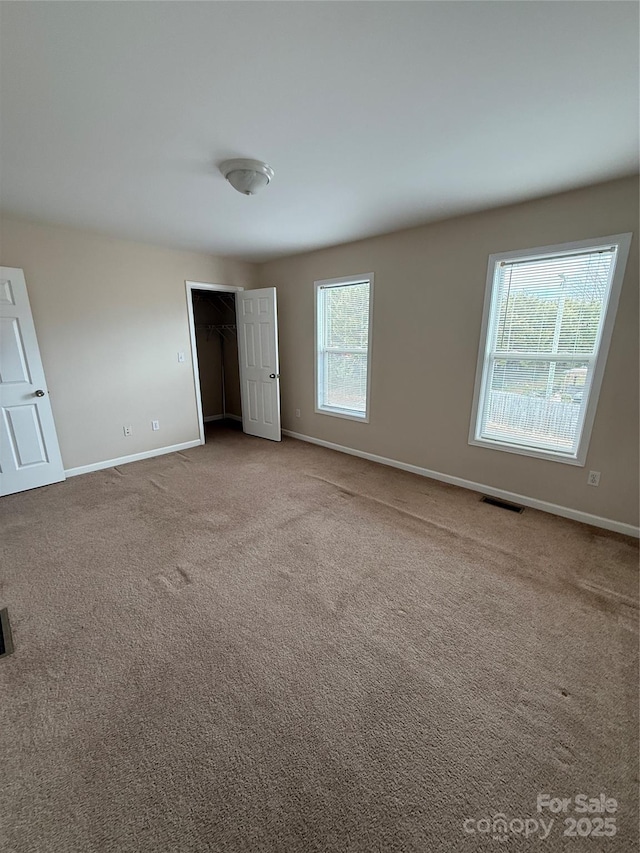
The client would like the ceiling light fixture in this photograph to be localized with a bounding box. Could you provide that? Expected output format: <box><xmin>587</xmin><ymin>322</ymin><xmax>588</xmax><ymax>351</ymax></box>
<box><xmin>220</xmin><ymin>159</ymin><xmax>274</xmax><ymax>196</ymax></box>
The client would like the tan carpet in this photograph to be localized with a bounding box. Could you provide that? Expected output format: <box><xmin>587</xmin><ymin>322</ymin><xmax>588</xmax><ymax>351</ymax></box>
<box><xmin>1</xmin><ymin>425</ymin><xmax>638</xmax><ymax>852</ymax></box>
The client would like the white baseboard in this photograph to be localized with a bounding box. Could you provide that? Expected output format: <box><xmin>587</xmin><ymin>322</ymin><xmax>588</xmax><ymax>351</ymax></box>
<box><xmin>65</xmin><ymin>439</ymin><xmax>202</xmax><ymax>478</ymax></box>
<box><xmin>282</xmin><ymin>429</ymin><xmax>639</xmax><ymax>538</ymax></box>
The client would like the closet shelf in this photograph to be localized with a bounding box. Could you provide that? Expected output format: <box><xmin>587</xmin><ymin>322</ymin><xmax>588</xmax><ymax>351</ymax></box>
<box><xmin>196</xmin><ymin>323</ymin><xmax>236</xmax><ymax>331</ymax></box>
<box><xmin>196</xmin><ymin>323</ymin><xmax>237</xmax><ymax>341</ymax></box>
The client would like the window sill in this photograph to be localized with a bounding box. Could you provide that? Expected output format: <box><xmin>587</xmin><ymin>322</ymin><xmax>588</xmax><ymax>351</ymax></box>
<box><xmin>316</xmin><ymin>406</ymin><xmax>369</xmax><ymax>423</ymax></box>
<box><xmin>469</xmin><ymin>436</ymin><xmax>585</xmax><ymax>466</ymax></box>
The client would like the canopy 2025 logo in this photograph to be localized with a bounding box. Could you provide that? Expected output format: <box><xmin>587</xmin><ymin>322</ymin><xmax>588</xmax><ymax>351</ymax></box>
<box><xmin>462</xmin><ymin>793</ymin><xmax>619</xmax><ymax>842</ymax></box>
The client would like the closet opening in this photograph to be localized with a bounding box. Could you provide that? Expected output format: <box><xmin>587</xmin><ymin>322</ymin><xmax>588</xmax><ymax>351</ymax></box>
<box><xmin>189</xmin><ymin>285</ymin><xmax>243</xmax><ymax>443</ymax></box>
<box><xmin>186</xmin><ymin>280</ymin><xmax>282</xmax><ymax>443</ymax></box>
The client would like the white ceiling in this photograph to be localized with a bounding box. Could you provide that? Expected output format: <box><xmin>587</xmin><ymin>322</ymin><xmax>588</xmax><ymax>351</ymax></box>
<box><xmin>1</xmin><ymin>2</ymin><xmax>638</xmax><ymax>262</ymax></box>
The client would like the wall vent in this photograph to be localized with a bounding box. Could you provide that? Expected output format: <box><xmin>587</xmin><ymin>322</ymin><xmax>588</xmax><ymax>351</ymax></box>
<box><xmin>480</xmin><ymin>495</ymin><xmax>524</xmax><ymax>513</ymax></box>
<box><xmin>0</xmin><ymin>608</ymin><xmax>14</xmax><ymax>658</ymax></box>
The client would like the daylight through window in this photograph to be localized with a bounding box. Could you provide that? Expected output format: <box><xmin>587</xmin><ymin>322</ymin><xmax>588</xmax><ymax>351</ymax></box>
<box><xmin>316</xmin><ymin>275</ymin><xmax>373</xmax><ymax>420</ymax></box>
<box><xmin>470</xmin><ymin>236</ymin><xmax>630</xmax><ymax>464</ymax></box>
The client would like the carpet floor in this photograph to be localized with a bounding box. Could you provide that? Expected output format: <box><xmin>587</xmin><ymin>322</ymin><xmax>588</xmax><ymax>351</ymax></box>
<box><xmin>1</xmin><ymin>424</ymin><xmax>638</xmax><ymax>852</ymax></box>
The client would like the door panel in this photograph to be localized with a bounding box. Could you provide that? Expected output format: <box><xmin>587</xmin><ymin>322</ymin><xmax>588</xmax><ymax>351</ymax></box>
<box><xmin>0</xmin><ymin>317</ymin><xmax>31</xmax><ymax>383</ymax></box>
<box><xmin>0</xmin><ymin>279</ymin><xmax>16</xmax><ymax>305</ymax></box>
<box><xmin>0</xmin><ymin>268</ymin><xmax>65</xmax><ymax>496</ymax></box>
<box><xmin>236</xmin><ymin>288</ymin><xmax>281</xmax><ymax>441</ymax></box>
<box><xmin>4</xmin><ymin>405</ymin><xmax>49</xmax><ymax>467</ymax></box>
<box><xmin>243</xmin><ymin>324</ymin><xmax>256</xmax><ymax>368</ymax></box>
<box><xmin>247</xmin><ymin>380</ymin><xmax>258</xmax><ymax>422</ymax></box>
<box><xmin>259</xmin><ymin>322</ymin><xmax>271</xmax><ymax>367</ymax></box>
<box><xmin>262</xmin><ymin>385</ymin><xmax>273</xmax><ymax>426</ymax></box>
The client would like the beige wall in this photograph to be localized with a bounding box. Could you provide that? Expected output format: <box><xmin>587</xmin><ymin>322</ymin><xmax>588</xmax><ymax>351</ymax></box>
<box><xmin>258</xmin><ymin>176</ymin><xmax>639</xmax><ymax>528</ymax></box>
<box><xmin>0</xmin><ymin>217</ymin><xmax>256</xmax><ymax>469</ymax></box>
<box><xmin>194</xmin><ymin>327</ymin><xmax>223</xmax><ymax>419</ymax></box>
<box><xmin>2</xmin><ymin>177</ymin><xmax>637</xmax><ymax>527</ymax></box>
<box><xmin>221</xmin><ymin>329</ymin><xmax>242</xmax><ymax>419</ymax></box>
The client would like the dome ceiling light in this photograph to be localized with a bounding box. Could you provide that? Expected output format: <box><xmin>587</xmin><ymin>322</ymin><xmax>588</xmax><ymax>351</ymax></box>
<box><xmin>220</xmin><ymin>159</ymin><xmax>274</xmax><ymax>196</ymax></box>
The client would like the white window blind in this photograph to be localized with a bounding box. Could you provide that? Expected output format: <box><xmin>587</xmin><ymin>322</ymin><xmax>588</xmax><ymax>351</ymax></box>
<box><xmin>471</xmin><ymin>235</ymin><xmax>630</xmax><ymax>464</ymax></box>
<box><xmin>316</xmin><ymin>276</ymin><xmax>372</xmax><ymax>420</ymax></box>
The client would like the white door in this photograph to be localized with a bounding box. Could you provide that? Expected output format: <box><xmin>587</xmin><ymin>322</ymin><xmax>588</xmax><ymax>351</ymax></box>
<box><xmin>0</xmin><ymin>268</ymin><xmax>65</xmax><ymax>496</ymax></box>
<box><xmin>236</xmin><ymin>287</ymin><xmax>281</xmax><ymax>441</ymax></box>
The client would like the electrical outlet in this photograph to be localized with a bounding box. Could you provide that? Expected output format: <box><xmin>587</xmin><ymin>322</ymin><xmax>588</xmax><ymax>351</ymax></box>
<box><xmin>295</xmin><ymin>408</ymin><xmax>301</xmax><ymax>418</ymax></box>
<box><xmin>152</xmin><ymin>420</ymin><xmax>160</xmax><ymax>431</ymax></box>
<box><xmin>123</xmin><ymin>425</ymin><xmax>132</xmax><ymax>437</ymax></box>
<box><xmin>588</xmin><ymin>470</ymin><xmax>601</xmax><ymax>486</ymax></box>
<box><xmin>177</xmin><ymin>351</ymin><xmax>185</xmax><ymax>363</ymax></box>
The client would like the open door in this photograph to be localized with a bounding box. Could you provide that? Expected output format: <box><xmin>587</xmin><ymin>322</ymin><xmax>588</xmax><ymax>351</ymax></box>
<box><xmin>236</xmin><ymin>287</ymin><xmax>281</xmax><ymax>441</ymax></box>
<box><xmin>0</xmin><ymin>268</ymin><xmax>65</xmax><ymax>496</ymax></box>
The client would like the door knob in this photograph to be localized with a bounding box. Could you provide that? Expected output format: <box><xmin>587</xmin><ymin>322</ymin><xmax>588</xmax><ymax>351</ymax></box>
<box><xmin>269</xmin><ymin>373</ymin><xmax>279</xmax><ymax>379</ymax></box>
<box><xmin>35</xmin><ymin>389</ymin><xmax>45</xmax><ymax>397</ymax></box>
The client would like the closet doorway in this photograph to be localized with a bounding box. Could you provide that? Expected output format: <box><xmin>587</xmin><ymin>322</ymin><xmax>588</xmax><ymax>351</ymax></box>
<box><xmin>185</xmin><ymin>282</ymin><xmax>282</xmax><ymax>444</ymax></box>
<box><xmin>187</xmin><ymin>283</ymin><xmax>242</xmax><ymax>443</ymax></box>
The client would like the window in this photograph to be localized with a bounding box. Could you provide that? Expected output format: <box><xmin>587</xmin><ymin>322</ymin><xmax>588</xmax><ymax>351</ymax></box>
<box><xmin>470</xmin><ymin>234</ymin><xmax>631</xmax><ymax>465</ymax></box>
<box><xmin>315</xmin><ymin>274</ymin><xmax>373</xmax><ymax>421</ymax></box>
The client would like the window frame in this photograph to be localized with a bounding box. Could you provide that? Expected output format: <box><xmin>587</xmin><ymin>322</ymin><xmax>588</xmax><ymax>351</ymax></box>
<box><xmin>469</xmin><ymin>233</ymin><xmax>632</xmax><ymax>466</ymax></box>
<box><xmin>314</xmin><ymin>273</ymin><xmax>374</xmax><ymax>422</ymax></box>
